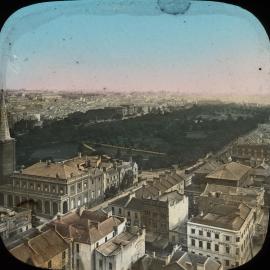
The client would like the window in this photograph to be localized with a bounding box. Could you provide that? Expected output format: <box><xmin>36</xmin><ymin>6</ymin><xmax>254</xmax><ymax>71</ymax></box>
<box><xmin>118</xmin><ymin>208</ymin><xmax>122</xmax><ymax>214</ymax></box>
<box><xmin>112</xmin><ymin>206</ymin><xmax>115</xmax><ymax>214</ymax></box>
<box><xmin>225</xmin><ymin>235</ymin><xmax>230</xmax><ymax>241</ymax></box>
<box><xmin>135</xmin><ymin>212</ymin><xmax>138</xmax><ymax>219</ymax></box>
<box><xmin>96</xmin><ymin>242</ymin><xmax>99</xmax><ymax>248</ymax></box>
<box><xmin>215</xmin><ymin>244</ymin><xmax>219</xmax><ymax>252</ymax></box>
<box><xmin>225</xmin><ymin>260</ymin><xmax>230</xmax><ymax>266</ymax></box>
<box><xmin>76</xmin><ymin>259</ymin><xmax>80</xmax><ymax>269</ymax></box>
<box><xmin>48</xmin><ymin>261</ymin><xmax>52</xmax><ymax>268</ymax></box>
<box><xmin>109</xmin><ymin>262</ymin><xmax>112</xmax><ymax>270</ymax></box>
<box><xmin>215</xmin><ymin>233</ymin><xmax>219</xmax><ymax>239</ymax></box>
<box><xmin>62</xmin><ymin>251</ymin><xmax>66</xmax><ymax>260</ymax></box>
<box><xmin>236</xmin><ymin>248</ymin><xmax>239</xmax><ymax>255</ymax></box>
<box><xmin>76</xmin><ymin>244</ymin><xmax>79</xmax><ymax>253</ymax></box>
<box><xmin>236</xmin><ymin>237</ymin><xmax>240</xmax><ymax>242</ymax></box>
<box><xmin>99</xmin><ymin>259</ymin><xmax>103</xmax><ymax>269</ymax></box>
<box><xmin>105</xmin><ymin>237</ymin><xmax>107</xmax><ymax>242</ymax></box>
<box><xmin>199</xmin><ymin>230</ymin><xmax>203</xmax><ymax>236</ymax></box>
<box><xmin>207</xmin><ymin>242</ymin><xmax>211</xmax><ymax>250</ymax></box>
<box><xmin>127</xmin><ymin>211</ymin><xmax>130</xmax><ymax>217</ymax></box>
<box><xmin>199</xmin><ymin>241</ymin><xmax>203</xmax><ymax>248</ymax></box>
<box><xmin>191</xmin><ymin>239</ymin><xmax>195</xmax><ymax>246</ymax></box>
<box><xmin>191</xmin><ymin>229</ymin><xmax>195</xmax><ymax>234</ymax></box>
<box><xmin>207</xmin><ymin>232</ymin><xmax>211</xmax><ymax>237</ymax></box>
<box><xmin>226</xmin><ymin>246</ymin><xmax>230</xmax><ymax>254</ymax></box>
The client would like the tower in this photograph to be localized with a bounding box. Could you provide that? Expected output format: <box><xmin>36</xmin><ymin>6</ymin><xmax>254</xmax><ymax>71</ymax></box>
<box><xmin>0</xmin><ymin>89</ymin><xmax>15</xmax><ymax>185</ymax></box>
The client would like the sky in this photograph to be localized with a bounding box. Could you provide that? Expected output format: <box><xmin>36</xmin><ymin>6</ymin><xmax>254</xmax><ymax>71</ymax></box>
<box><xmin>0</xmin><ymin>0</ymin><xmax>270</xmax><ymax>97</ymax></box>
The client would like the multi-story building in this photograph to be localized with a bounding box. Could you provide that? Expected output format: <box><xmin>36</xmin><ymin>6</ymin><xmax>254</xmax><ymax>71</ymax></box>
<box><xmin>44</xmin><ymin>207</ymin><xmax>126</xmax><ymax>270</ymax></box>
<box><xmin>95</xmin><ymin>226</ymin><xmax>145</xmax><ymax>270</ymax></box>
<box><xmin>0</xmin><ymin>155</ymin><xmax>105</xmax><ymax>218</ymax></box>
<box><xmin>110</xmin><ymin>191</ymin><xmax>188</xmax><ymax>245</ymax></box>
<box><xmin>231</xmin><ymin>124</ymin><xmax>270</xmax><ymax>166</ymax></box>
<box><xmin>204</xmin><ymin>162</ymin><xmax>252</xmax><ymax>188</ymax></box>
<box><xmin>198</xmin><ymin>184</ymin><xmax>265</xmax><ymax>226</ymax></box>
<box><xmin>102</xmin><ymin>158</ymin><xmax>138</xmax><ymax>192</ymax></box>
<box><xmin>9</xmin><ymin>229</ymin><xmax>70</xmax><ymax>269</ymax></box>
<box><xmin>187</xmin><ymin>202</ymin><xmax>255</xmax><ymax>269</ymax></box>
<box><xmin>0</xmin><ymin>206</ymin><xmax>32</xmax><ymax>241</ymax></box>
<box><xmin>135</xmin><ymin>170</ymin><xmax>185</xmax><ymax>199</ymax></box>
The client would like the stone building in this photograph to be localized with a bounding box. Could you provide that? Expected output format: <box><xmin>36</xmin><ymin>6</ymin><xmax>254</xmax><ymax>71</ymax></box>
<box><xmin>185</xmin><ymin>161</ymin><xmax>253</xmax><ymax>219</ymax></box>
<box><xmin>0</xmin><ymin>90</ymin><xmax>16</xmax><ymax>185</ymax></box>
<box><xmin>9</xmin><ymin>229</ymin><xmax>70</xmax><ymax>269</ymax></box>
<box><xmin>231</xmin><ymin>124</ymin><xmax>270</xmax><ymax>166</ymax></box>
<box><xmin>204</xmin><ymin>162</ymin><xmax>252</xmax><ymax>188</ymax></box>
<box><xmin>135</xmin><ymin>171</ymin><xmax>185</xmax><ymax>199</ymax></box>
<box><xmin>0</xmin><ymin>206</ymin><xmax>32</xmax><ymax>241</ymax></box>
<box><xmin>95</xmin><ymin>226</ymin><xmax>146</xmax><ymax>270</ymax></box>
<box><xmin>43</xmin><ymin>207</ymin><xmax>126</xmax><ymax>270</ymax></box>
<box><xmin>187</xmin><ymin>202</ymin><xmax>255</xmax><ymax>269</ymax></box>
<box><xmin>198</xmin><ymin>184</ymin><xmax>265</xmax><ymax>226</ymax></box>
<box><xmin>102</xmin><ymin>158</ymin><xmax>138</xmax><ymax>192</ymax></box>
<box><xmin>0</xmin><ymin>155</ymin><xmax>105</xmax><ymax>218</ymax></box>
<box><xmin>110</xmin><ymin>191</ymin><xmax>188</xmax><ymax>245</ymax></box>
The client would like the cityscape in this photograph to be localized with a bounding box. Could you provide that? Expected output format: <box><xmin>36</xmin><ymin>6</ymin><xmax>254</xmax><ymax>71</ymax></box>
<box><xmin>1</xmin><ymin>0</ymin><xmax>270</xmax><ymax>270</ymax></box>
<box><xmin>1</xmin><ymin>89</ymin><xmax>269</xmax><ymax>270</ymax></box>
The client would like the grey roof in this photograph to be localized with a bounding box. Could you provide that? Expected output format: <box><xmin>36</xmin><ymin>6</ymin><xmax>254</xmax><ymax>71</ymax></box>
<box><xmin>190</xmin><ymin>202</ymin><xmax>252</xmax><ymax>231</ymax></box>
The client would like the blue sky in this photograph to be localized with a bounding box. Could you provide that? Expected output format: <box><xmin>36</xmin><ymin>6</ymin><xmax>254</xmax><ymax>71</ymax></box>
<box><xmin>0</xmin><ymin>0</ymin><xmax>269</xmax><ymax>97</ymax></box>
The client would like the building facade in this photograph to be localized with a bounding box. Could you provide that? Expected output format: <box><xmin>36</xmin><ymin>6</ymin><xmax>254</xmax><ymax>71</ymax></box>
<box><xmin>187</xmin><ymin>202</ymin><xmax>255</xmax><ymax>269</ymax></box>
<box><xmin>0</xmin><ymin>206</ymin><xmax>32</xmax><ymax>241</ymax></box>
<box><xmin>95</xmin><ymin>227</ymin><xmax>145</xmax><ymax>270</ymax></box>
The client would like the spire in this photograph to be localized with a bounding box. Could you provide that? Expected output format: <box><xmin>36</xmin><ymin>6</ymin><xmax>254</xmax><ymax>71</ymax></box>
<box><xmin>0</xmin><ymin>89</ymin><xmax>11</xmax><ymax>141</ymax></box>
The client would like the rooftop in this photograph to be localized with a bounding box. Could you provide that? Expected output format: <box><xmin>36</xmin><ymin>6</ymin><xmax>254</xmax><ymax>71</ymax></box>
<box><xmin>95</xmin><ymin>230</ymin><xmax>141</xmax><ymax>256</ymax></box>
<box><xmin>45</xmin><ymin>208</ymin><xmax>125</xmax><ymax>244</ymax></box>
<box><xmin>190</xmin><ymin>202</ymin><xmax>252</xmax><ymax>231</ymax></box>
<box><xmin>206</xmin><ymin>162</ymin><xmax>251</xmax><ymax>181</ymax></box>
<box><xmin>10</xmin><ymin>229</ymin><xmax>69</xmax><ymax>267</ymax></box>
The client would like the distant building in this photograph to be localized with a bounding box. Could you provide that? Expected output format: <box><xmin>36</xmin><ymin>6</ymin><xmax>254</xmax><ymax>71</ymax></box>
<box><xmin>187</xmin><ymin>202</ymin><xmax>255</xmax><ymax>269</ymax></box>
<box><xmin>95</xmin><ymin>227</ymin><xmax>146</xmax><ymax>270</ymax></box>
<box><xmin>0</xmin><ymin>206</ymin><xmax>32</xmax><ymax>241</ymax></box>
<box><xmin>231</xmin><ymin>123</ymin><xmax>270</xmax><ymax>166</ymax></box>
<box><xmin>9</xmin><ymin>229</ymin><xmax>70</xmax><ymax>269</ymax></box>
<box><xmin>204</xmin><ymin>162</ymin><xmax>252</xmax><ymax>187</ymax></box>
<box><xmin>44</xmin><ymin>207</ymin><xmax>126</xmax><ymax>270</ymax></box>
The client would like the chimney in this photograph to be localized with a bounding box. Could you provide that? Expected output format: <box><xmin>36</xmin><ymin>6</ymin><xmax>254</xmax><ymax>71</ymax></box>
<box><xmin>200</xmin><ymin>210</ymin><xmax>204</xmax><ymax>217</ymax></box>
<box><xmin>78</xmin><ymin>152</ymin><xmax>82</xmax><ymax>158</ymax></box>
<box><xmin>152</xmin><ymin>251</ymin><xmax>156</xmax><ymax>258</ymax></box>
<box><xmin>57</xmin><ymin>213</ymin><xmax>62</xmax><ymax>221</ymax></box>
<box><xmin>78</xmin><ymin>205</ymin><xmax>85</xmax><ymax>216</ymax></box>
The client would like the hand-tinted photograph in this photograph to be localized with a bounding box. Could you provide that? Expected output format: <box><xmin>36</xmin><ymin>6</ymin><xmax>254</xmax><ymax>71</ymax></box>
<box><xmin>0</xmin><ymin>1</ymin><xmax>269</xmax><ymax>270</ymax></box>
